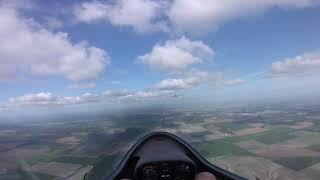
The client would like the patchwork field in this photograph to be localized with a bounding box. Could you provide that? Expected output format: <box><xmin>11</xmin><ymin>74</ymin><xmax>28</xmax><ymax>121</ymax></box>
<box><xmin>235</xmin><ymin>140</ymin><xmax>267</xmax><ymax>152</ymax></box>
<box><xmin>67</xmin><ymin>165</ymin><xmax>93</xmax><ymax>180</ymax></box>
<box><xmin>233</xmin><ymin>127</ymin><xmax>267</xmax><ymax>136</ymax></box>
<box><xmin>56</xmin><ymin>136</ymin><xmax>82</xmax><ymax>145</ymax></box>
<box><xmin>31</xmin><ymin>162</ymin><xmax>83</xmax><ymax>178</ymax></box>
<box><xmin>212</xmin><ymin>155</ymin><xmax>294</xmax><ymax>180</ymax></box>
<box><xmin>2</xmin><ymin>105</ymin><xmax>320</xmax><ymax>180</ymax></box>
<box><xmin>297</xmin><ymin>162</ymin><xmax>320</xmax><ymax>178</ymax></box>
<box><xmin>283</xmin><ymin>131</ymin><xmax>320</xmax><ymax>147</ymax></box>
<box><xmin>214</xmin><ymin>122</ymin><xmax>250</xmax><ymax>134</ymax></box>
<box><xmin>290</xmin><ymin>121</ymin><xmax>314</xmax><ymax>129</ymax></box>
<box><xmin>255</xmin><ymin>145</ymin><xmax>320</xmax><ymax>158</ymax></box>
<box><xmin>192</xmin><ymin>120</ymin><xmax>320</xmax><ymax>179</ymax></box>
<box><xmin>194</xmin><ymin>139</ymin><xmax>252</xmax><ymax>157</ymax></box>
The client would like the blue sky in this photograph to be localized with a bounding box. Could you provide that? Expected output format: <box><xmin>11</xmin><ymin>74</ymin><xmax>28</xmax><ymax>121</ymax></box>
<box><xmin>0</xmin><ymin>0</ymin><xmax>320</xmax><ymax>110</ymax></box>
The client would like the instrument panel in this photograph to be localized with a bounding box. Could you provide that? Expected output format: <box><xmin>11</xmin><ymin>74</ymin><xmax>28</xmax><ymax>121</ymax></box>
<box><xmin>137</xmin><ymin>161</ymin><xmax>195</xmax><ymax>180</ymax></box>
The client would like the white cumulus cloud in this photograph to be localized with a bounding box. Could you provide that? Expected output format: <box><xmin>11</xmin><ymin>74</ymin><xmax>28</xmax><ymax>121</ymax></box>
<box><xmin>155</xmin><ymin>78</ymin><xmax>190</xmax><ymax>90</ymax></box>
<box><xmin>73</xmin><ymin>0</ymin><xmax>319</xmax><ymax>34</ymax></box>
<box><xmin>5</xmin><ymin>90</ymin><xmax>173</xmax><ymax>107</ymax></box>
<box><xmin>0</xmin><ymin>5</ymin><xmax>110</xmax><ymax>82</ymax></box>
<box><xmin>137</xmin><ymin>37</ymin><xmax>214</xmax><ymax>71</ymax></box>
<box><xmin>271</xmin><ymin>51</ymin><xmax>320</xmax><ymax>76</ymax></box>
<box><xmin>103</xmin><ymin>90</ymin><xmax>131</xmax><ymax>97</ymax></box>
<box><xmin>68</xmin><ymin>82</ymin><xmax>96</xmax><ymax>89</ymax></box>
<box><xmin>8</xmin><ymin>92</ymin><xmax>99</xmax><ymax>105</ymax></box>
<box><xmin>154</xmin><ymin>70</ymin><xmax>209</xmax><ymax>90</ymax></box>
<box><xmin>154</xmin><ymin>70</ymin><xmax>246</xmax><ymax>91</ymax></box>
<box><xmin>167</xmin><ymin>0</ymin><xmax>318</xmax><ymax>33</ymax></box>
<box><xmin>224</xmin><ymin>78</ymin><xmax>246</xmax><ymax>86</ymax></box>
<box><xmin>103</xmin><ymin>90</ymin><xmax>170</xmax><ymax>100</ymax></box>
<box><xmin>73</xmin><ymin>0</ymin><xmax>168</xmax><ymax>33</ymax></box>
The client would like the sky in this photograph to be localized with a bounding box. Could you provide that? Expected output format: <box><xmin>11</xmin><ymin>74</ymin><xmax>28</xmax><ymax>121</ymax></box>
<box><xmin>0</xmin><ymin>0</ymin><xmax>320</xmax><ymax>111</ymax></box>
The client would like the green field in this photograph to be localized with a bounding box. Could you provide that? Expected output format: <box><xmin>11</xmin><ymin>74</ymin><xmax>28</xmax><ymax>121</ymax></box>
<box><xmin>18</xmin><ymin>169</ymin><xmax>61</xmax><ymax>180</ymax></box>
<box><xmin>53</xmin><ymin>156</ymin><xmax>98</xmax><ymax>165</ymax></box>
<box><xmin>190</xmin><ymin>131</ymin><xmax>212</xmax><ymax>138</ymax></box>
<box><xmin>193</xmin><ymin>128</ymin><xmax>297</xmax><ymax>159</ymax></box>
<box><xmin>33</xmin><ymin>173</ymin><xmax>62</xmax><ymax>180</ymax></box>
<box><xmin>305</xmin><ymin>123</ymin><xmax>320</xmax><ymax>132</ymax></box>
<box><xmin>2</xmin><ymin>170</ymin><xmax>29</xmax><ymax>180</ymax></box>
<box><xmin>194</xmin><ymin>141</ymin><xmax>252</xmax><ymax>157</ymax></box>
<box><xmin>309</xmin><ymin>144</ymin><xmax>320</xmax><ymax>152</ymax></box>
<box><xmin>252</xmin><ymin>129</ymin><xmax>297</xmax><ymax>144</ymax></box>
<box><xmin>272</xmin><ymin>156</ymin><xmax>320</xmax><ymax>171</ymax></box>
<box><xmin>215</xmin><ymin>122</ymin><xmax>250</xmax><ymax>134</ymax></box>
<box><xmin>84</xmin><ymin>155</ymin><xmax>118</xmax><ymax>180</ymax></box>
<box><xmin>24</xmin><ymin>146</ymin><xmax>63</xmax><ymax>165</ymax></box>
<box><xmin>214</xmin><ymin>128</ymin><xmax>296</xmax><ymax>145</ymax></box>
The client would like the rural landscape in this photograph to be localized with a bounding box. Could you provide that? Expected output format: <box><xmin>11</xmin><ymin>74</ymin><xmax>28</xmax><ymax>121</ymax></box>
<box><xmin>0</xmin><ymin>0</ymin><xmax>319</xmax><ymax>179</ymax></box>
<box><xmin>1</xmin><ymin>102</ymin><xmax>320</xmax><ymax>180</ymax></box>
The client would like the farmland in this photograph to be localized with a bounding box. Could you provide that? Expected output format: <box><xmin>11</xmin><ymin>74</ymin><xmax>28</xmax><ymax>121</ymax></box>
<box><xmin>1</xmin><ymin>103</ymin><xmax>320</xmax><ymax>179</ymax></box>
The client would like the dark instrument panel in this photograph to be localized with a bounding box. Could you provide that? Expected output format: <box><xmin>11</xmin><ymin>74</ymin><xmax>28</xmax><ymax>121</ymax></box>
<box><xmin>137</xmin><ymin>161</ymin><xmax>195</xmax><ymax>180</ymax></box>
<box><xmin>103</xmin><ymin>132</ymin><xmax>247</xmax><ymax>180</ymax></box>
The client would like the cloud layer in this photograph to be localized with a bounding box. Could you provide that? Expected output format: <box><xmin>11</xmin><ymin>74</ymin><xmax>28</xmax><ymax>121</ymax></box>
<box><xmin>167</xmin><ymin>0</ymin><xmax>317</xmax><ymax>33</ymax></box>
<box><xmin>73</xmin><ymin>0</ymin><xmax>168</xmax><ymax>33</ymax></box>
<box><xmin>5</xmin><ymin>90</ymin><xmax>174</xmax><ymax>107</ymax></box>
<box><xmin>137</xmin><ymin>37</ymin><xmax>214</xmax><ymax>71</ymax></box>
<box><xmin>0</xmin><ymin>5</ymin><xmax>110</xmax><ymax>82</ymax></box>
<box><xmin>73</xmin><ymin>0</ymin><xmax>319</xmax><ymax>33</ymax></box>
<box><xmin>8</xmin><ymin>92</ymin><xmax>99</xmax><ymax>105</ymax></box>
<box><xmin>271</xmin><ymin>51</ymin><xmax>320</xmax><ymax>76</ymax></box>
<box><xmin>154</xmin><ymin>70</ymin><xmax>246</xmax><ymax>91</ymax></box>
<box><xmin>154</xmin><ymin>70</ymin><xmax>209</xmax><ymax>90</ymax></box>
